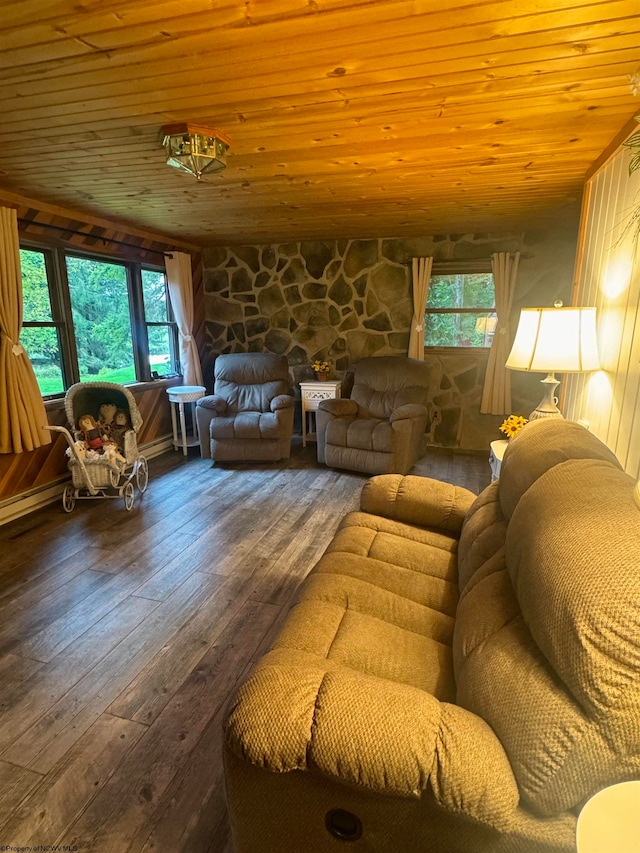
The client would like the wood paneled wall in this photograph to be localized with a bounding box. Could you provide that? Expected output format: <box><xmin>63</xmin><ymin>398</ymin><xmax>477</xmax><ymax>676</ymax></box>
<box><xmin>564</xmin><ymin>147</ymin><xmax>640</xmax><ymax>478</ymax></box>
<box><xmin>0</xmin><ymin>193</ymin><xmax>205</xmax><ymax>504</ymax></box>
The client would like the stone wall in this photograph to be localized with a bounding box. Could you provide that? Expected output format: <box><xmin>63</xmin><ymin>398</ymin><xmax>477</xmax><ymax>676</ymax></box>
<box><xmin>202</xmin><ymin>227</ymin><xmax>579</xmax><ymax>450</ymax></box>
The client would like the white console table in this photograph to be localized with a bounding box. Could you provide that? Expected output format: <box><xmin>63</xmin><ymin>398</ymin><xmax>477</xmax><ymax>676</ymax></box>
<box><xmin>300</xmin><ymin>380</ymin><xmax>342</xmax><ymax>447</ymax></box>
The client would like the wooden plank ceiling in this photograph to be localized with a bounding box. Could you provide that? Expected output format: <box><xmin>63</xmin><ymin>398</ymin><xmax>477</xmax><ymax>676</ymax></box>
<box><xmin>0</xmin><ymin>0</ymin><xmax>639</xmax><ymax>246</ymax></box>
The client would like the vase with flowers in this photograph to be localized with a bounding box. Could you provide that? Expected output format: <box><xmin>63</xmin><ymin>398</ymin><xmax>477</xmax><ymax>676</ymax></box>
<box><xmin>499</xmin><ymin>414</ymin><xmax>528</xmax><ymax>439</ymax></box>
<box><xmin>312</xmin><ymin>360</ymin><xmax>330</xmax><ymax>381</ymax></box>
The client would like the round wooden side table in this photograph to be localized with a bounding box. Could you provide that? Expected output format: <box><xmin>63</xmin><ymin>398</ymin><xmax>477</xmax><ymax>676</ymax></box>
<box><xmin>167</xmin><ymin>385</ymin><xmax>206</xmax><ymax>456</ymax></box>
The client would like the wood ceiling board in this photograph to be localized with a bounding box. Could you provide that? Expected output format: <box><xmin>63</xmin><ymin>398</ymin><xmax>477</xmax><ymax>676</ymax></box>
<box><xmin>4</xmin><ymin>46</ymin><xmax>638</xmax><ymax>128</ymax></box>
<box><xmin>0</xmin><ymin>0</ymin><xmax>637</xmax><ymax>244</ymax></box>
<box><xmin>4</xmin><ymin>9</ymin><xmax>637</xmax><ymax>93</ymax></box>
<box><xmin>3</xmin><ymin>83</ymin><xmax>635</xmax><ymax>148</ymax></box>
<box><xmin>7</xmin><ymin>18</ymin><xmax>635</xmax><ymax>109</ymax></box>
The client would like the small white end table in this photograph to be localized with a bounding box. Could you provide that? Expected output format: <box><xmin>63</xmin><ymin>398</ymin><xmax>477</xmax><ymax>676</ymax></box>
<box><xmin>167</xmin><ymin>385</ymin><xmax>206</xmax><ymax>456</ymax></box>
<box><xmin>489</xmin><ymin>439</ymin><xmax>509</xmax><ymax>481</ymax></box>
<box><xmin>300</xmin><ymin>380</ymin><xmax>342</xmax><ymax>446</ymax></box>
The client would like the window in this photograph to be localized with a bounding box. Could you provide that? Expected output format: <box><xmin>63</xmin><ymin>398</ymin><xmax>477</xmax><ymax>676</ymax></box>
<box><xmin>424</xmin><ymin>269</ymin><xmax>496</xmax><ymax>348</ymax></box>
<box><xmin>19</xmin><ymin>243</ymin><xmax>179</xmax><ymax>397</ymax></box>
<box><xmin>141</xmin><ymin>268</ymin><xmax>178</xmax><ymax>378</ymax></box>
<box><xmin>66</xmin><ymin>255</ymin><xmax>137</xmax><ymax>384</ymax></box>
<box><xmin>20</xmin><ymin>248</ymin><xmax>66</xmax><ymax>396</ymax></box>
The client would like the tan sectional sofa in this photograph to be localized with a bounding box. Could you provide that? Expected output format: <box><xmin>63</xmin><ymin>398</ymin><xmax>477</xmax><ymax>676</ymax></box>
<box><xmin>223</xmin><ymin>419</ymin><xmax>640</xmax><ymax>852</ymax></box>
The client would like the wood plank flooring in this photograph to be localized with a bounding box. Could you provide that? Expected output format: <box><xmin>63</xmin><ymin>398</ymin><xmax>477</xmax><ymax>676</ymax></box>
<box><xmin>0</xmin><ymin>441</ymin><xmax>490</xmax><ymax>852</ymax></box>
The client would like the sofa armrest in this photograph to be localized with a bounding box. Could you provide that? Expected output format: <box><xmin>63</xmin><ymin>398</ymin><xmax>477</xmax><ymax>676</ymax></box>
<box><xmin>390</xmin><ymin>403</ymin><xmax>427</xmax><ymax>423</ymax></box>
<box><xmin>360</xmin><ymin>474</ymin><xmax>476</xmax><ymax>534</ymax></box>
<box><xmin>318</xmin><ymin>398</ymin><xmax>359</xmax><ymax>417</ymax></box>
<box><xmin>196</xmin><ymin>394</ymin><xmax>227</xmax><ymax>414</ymax></box>
<box><xmin>225</xmin><ymin>660</ymin><xmax>519</xmax><ymax>827</ymax></box>
<box><xmin>270</xmin><ymin>394</ymin><xmax>294</xmax><ymax>412</ymax></box>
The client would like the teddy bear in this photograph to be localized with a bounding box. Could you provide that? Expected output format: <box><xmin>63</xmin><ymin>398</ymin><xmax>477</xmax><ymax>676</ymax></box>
<box><xmin>102</xmin><ymin>442</ymin><xmax>126</xmax><ymax>466</ymax></box>
<box><xmin>66</xmin><ymin>439</ymin><xmax>87</xmax><ymax>460</ymax></box>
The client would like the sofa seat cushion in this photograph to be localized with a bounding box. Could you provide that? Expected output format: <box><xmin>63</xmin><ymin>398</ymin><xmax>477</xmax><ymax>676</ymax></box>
<box><xmin>269</xmin><ymin>509</ymin><xmax>460</xmax><ymax>702</ymax></box>
<box><xmin>209</xmin><ymin>411</ymin><xmax>283</xmax><ymax>440</ymax></box>
<box><xmin>325</xmin><ymin>417</ymin><xmax>393</xmax><ymax>453</ymax></box>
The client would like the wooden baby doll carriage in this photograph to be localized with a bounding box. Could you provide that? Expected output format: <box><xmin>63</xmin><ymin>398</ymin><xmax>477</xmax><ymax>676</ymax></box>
<box><xmin>47</xmin><ymin>381</ymin><xmax>149</xmax><ymax>512</ymax></box>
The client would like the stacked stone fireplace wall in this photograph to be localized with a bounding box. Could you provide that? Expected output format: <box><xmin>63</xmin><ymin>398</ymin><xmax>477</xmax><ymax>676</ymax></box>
<box><xmin>203</xmin><ymin>228</ymin><xmax>578</xmax><ymax>451</ymax></box>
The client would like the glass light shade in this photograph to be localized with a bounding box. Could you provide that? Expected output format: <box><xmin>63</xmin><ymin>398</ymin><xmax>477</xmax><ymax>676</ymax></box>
<box><xmin>161</xmin><ymin>124</ymin><xmax>230</xmax><ymax>180</ymax></box>
<box><xmin>506</xmin><ymin>307</ymin><xmax>600</xmax><ymax>373</ymax></box>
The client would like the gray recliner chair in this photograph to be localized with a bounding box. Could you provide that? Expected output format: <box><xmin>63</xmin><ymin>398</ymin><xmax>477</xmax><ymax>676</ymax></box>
<box><xmin>196</xmin><ymin>353</ymin><xmax>294</xmax><ymax>463</ymax></box>
<box><xmin>316</xmin><ymin>356</ymin><xmax>431</xmax><ymax>475</ymax></box>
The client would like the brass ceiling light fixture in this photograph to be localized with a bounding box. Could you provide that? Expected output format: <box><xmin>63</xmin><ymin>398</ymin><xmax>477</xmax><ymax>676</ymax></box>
<box><xmin>160</xmin><ymin>123</ymin><xmax>231</xmax><ymax>180</ymax></box>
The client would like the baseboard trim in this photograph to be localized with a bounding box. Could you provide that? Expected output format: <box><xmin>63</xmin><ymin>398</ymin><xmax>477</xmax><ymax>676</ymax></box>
<box><xmin>0</xmin><ymin>435</ymin><xmax>174</xmax><ymax>527</ymax></box>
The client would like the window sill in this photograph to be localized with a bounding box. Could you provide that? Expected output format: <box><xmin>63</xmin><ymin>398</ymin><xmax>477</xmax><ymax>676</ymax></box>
<box><xmin>424</xmin><ymin>347</ymin><xmax>492</xmax><ymax>356</ymax></box>
<box><xmin>43</xmin><ymin>376</ymin><xmax>185</xmax><ymax>410</ymax></box>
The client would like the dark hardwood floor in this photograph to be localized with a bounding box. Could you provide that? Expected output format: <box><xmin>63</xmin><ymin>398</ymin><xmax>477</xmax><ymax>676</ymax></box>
<box><xmin>0</xmin><ymin>440</ymin><xmax>490</xmax><ymax>852</ymax></box>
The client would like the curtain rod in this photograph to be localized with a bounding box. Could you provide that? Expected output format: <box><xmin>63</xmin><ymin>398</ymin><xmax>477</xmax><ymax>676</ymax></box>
<box><xmin>403</xmin><ymin>258</ymin><xmax>493</xmax><ymax>272</ymax></box>
<box><xmin>17</xmin><ymin>217</ymin><xmax>179</xmax><ymax>258</ymax></box>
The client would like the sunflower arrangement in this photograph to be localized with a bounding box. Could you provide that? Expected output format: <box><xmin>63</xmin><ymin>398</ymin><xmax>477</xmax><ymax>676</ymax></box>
<box><xmin>499</xmin><ymin>414</ymin><xmax>528</xmax><ymax>438</ymax></box>
<box><xmin>311</xmin><ymin>360</ymin><xmax>330</xmax><ymax>375</ymax></box>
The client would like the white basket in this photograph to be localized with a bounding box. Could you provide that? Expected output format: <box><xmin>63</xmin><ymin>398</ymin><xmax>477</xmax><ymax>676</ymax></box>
<box><xmin>70</xmin><ymin>457</ymin><xmax>125</xmax><ymax>490</ymax></box>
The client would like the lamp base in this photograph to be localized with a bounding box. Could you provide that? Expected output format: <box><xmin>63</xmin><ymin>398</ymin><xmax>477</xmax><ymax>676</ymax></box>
<box><xmin>529</xmin><ymin>373</ymin><xmax>563</xmax><ymax>421</ymax></box>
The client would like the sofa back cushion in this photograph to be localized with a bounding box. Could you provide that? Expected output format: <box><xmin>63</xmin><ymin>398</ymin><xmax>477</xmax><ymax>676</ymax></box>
<box><xmin>214</xmin><ymin>353</ymin><xmax>290</xmax><ymax>414</ymax></box>
<box><xmin>498</xmin><ymin>418</ymin><xmax>621</xmax><ymax>521</ymax></box>
<box><xmin>351</xmin><ymin>356</ymin><xmax>430</xmax><ymax>420</ymax></box>
<box><xmin>455</xmin><ymin>423</ymin><xmax>640</xmax><ymax>816</ymax></box>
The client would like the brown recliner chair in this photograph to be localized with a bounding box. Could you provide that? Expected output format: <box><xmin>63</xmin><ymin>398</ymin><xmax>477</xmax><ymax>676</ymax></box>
<box><xmin>316</xmin><ymin>356</ymin><xmax>430</xmax><ymax>475</ymax></box>
<box><xmin>195</xmin><ymin>353</ymin><xmax>294</xmax><ymax>463</ymax></box>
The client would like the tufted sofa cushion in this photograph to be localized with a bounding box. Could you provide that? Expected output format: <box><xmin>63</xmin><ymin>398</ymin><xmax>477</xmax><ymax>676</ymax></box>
<box><xmin>325</xmin><ymin>417</ymin><xmax>393</xmax><ymax>452</ymax></box>
<box><xmin>209</xmin><ymin>411</ymin><xmax>286</xmax><ymax>440</ymax></box>
<box><xmin>498</xmin><ymin>418</ymin><xmax>621</xmax><ymax>520</ymax></box>
<box><xmin>454</xmin><ymin>420</ymin><xmax>640</xmax><ymax>817</ymax></box>
<box><xmin>213</xmin><ymin>352</ymin><xmax>291</xmax><ymax>413</ymax></box>
<box><xmin>350</xmin><ymin>356</ymin><xmax>430</xmax><ymax>419</ymax></box>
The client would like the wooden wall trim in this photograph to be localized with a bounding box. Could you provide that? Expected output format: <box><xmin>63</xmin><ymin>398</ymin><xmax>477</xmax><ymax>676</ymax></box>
<box><xmin>0</xmin><ymin>187</ymin><xmax>200</xmax><ymax>253</ymax></box>
<box><xmin>584</xmin><ymin>112</ymin><xmax>640</xmax><ymax>183</ymax></box>
<box><xmin>571</xmin><ymin>180</ymin><xmax>593</xmax><ymax>306</ymax></box>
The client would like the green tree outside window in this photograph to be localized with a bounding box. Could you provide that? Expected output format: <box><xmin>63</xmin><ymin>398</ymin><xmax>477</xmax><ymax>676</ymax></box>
<box><xmin>425</xmin><ymin>272</ymin><xmax>496</xmax><ymax>348</ymax></box>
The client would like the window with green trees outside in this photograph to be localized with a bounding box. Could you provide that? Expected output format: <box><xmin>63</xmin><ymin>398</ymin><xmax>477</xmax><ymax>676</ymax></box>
<box><xmin>66</xmin><ymin>255</ymin><xmax>136</xmax><ymax>385</ymax></box>
<box><xmin>20</xmin><ymin>248</ymin><xmax>65</xmax><ymax>396</ymax></box>
<box><xmin>20</xmin><ymin>244</ymin><xmax>179</xmax><ymax>397</ymax></box>
<box><xmin>424</xmin><ymin>271</ymin><xmax>496</xmax><ymax>348</ymax></box>
<box><xmin>141</xmin><ymin>268</ymin><xmax>177</xmax><ymax>378</ymax></box>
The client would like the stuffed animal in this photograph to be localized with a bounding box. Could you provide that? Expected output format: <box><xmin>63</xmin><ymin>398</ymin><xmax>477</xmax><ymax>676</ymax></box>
<box><xmin>66</xmin><ymin>440</ymin><xmax>87</xmax><ymax>460</ymax></box>
<box><xmin>102</xmin><ymin>443</ymin><xmax>126</xmax><ymax>466</ymax></box>
<box><xmin>78</xmin><ymin>414</ymin><xmax>104</xmax><ymax>451</ymax></box>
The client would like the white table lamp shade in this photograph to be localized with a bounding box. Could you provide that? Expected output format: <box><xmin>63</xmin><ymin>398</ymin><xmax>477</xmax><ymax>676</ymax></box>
<box><xmin>506</xmin><ymin>306</ymin><xmax>600</xmax><ymax>373</ymax></box>
<box><xmin>576</xmin><ymin>781</ymin><xmax>640</xmax><ymax>853</ymax></box>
